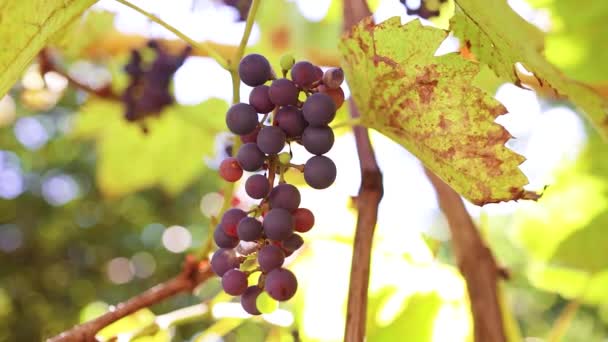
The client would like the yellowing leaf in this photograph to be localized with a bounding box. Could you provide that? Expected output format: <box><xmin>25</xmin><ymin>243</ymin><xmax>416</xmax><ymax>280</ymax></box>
<box><xmin>73</xmin><ymin>98</ymin><xmax>227</xmax><ymax>197</ymax></box>
<box><xmin>339</xmin><ymin>17</ymin><xmax>536</xmax><ymax>205</ymax></box>
<box><xmin>451</xmin><ymin>0</ymin><xmax>608</xmax><ymax>138</ymax></box>
<box><xmin>0</xmin><ymin>0</ymin><xmax>97</xmax><ymax>98</ymax></box>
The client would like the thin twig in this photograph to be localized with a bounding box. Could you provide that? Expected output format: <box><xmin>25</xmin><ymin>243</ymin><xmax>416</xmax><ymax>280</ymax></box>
<box><xmin>342</xmin><ymin>2</ymin><xmax>383</xmax><ymax>341</ymax></box>
<box><xmin>113</xmin><ymin>0</ymin><xmax>228</xmax><ymax>69</ymax></box>
<box><xmin>47</xmin><ymin>258</ymin><xmax>213</xmax><ymax>342</ymax></box>
<box><xmin>39</xmin><ymin>48</ymin><xmax>119</xmax><ymax>100</ymax></box>
<box><xmin>424</xmin><ymin>169</ymin><xmax>507</xmax><ymax>342</ymax></box>
<box><xmin>547</xmin><ymin>300</ymin><xmax>580</xmax><ymax>342</ymax></box>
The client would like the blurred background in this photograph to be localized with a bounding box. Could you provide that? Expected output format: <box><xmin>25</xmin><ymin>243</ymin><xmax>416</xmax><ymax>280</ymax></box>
<box><xmin>0</xmin><ymin>0</ymin><xmax>607</xmax><ymax>341</ymax></box>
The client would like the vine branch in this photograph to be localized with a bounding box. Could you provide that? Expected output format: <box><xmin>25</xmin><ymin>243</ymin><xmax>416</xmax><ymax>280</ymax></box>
<box><xmin>424</xmin><ymin>168</ymin><xmax>507</xmax><ymax>342</ymax></box>
<box><xmin>342</xmin><ymin>1</ymin><xmax>383</xmax><ymax>341</ymax></box>
<box><xmin>47</xmin><ymin>257</ymin><xmax>213</xmax><ymax>342</ymax></box>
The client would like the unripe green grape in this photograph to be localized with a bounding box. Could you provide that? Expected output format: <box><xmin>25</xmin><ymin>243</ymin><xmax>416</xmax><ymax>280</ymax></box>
<box><xmin>280</xmin><ymin>54</ymin><xmax>295</xmax><ymax>71</ymax></box>
<box><xmin>278</xmin><ymin>152</ymin><xmax>291</xmax><ymax>165</ymax></box>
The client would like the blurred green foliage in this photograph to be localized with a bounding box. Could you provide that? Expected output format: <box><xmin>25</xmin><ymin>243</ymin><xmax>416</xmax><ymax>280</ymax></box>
<box><xmin>0</xmin><ymin>0</ymin><xmax>607</xmax><ymax>341</ymax></box>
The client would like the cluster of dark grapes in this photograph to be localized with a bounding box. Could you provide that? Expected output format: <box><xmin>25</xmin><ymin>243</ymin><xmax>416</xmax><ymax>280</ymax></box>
<box><xmin>211</xmin><ymin>53</ymin><xmax>345</xmax><ymax>314</ymax></box>
<box><xmin>399</xmin><ymin>0</ymin><xmax>448</xmax><ymax>19</ymax></box>
<box><xmin>122</xmin><ymin>41</ymin><xmax>191</xmax><ymax>123</ymax></box>
<box><xmin>222</xmin><ymin>0</ymin><xmax>252</xmax><ymax>21</ymax></box>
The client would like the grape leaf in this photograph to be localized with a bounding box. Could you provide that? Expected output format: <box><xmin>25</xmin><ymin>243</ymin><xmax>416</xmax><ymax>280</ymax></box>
<box><xmin>339</xmin><ymin>17</ymin><xmax>536</xmax><ymax>205</ymax></box>
<box><xmin>526</xmin><ymin>0</ymin><xmax>608</xmax><ymax>84</ymax></box>
<box><xmin>0</xmin><ymin>0</ymin><xmax>97</xmax><ymax>98</ymax></box>
<box><xmin>72</xmin><ymin>98</ymin><xmax>227</xmax><ymax>197</ymax></box>
<box><xmin>451</xmin><ymin>0</ymin><xmax>608</xmax><ymax>138</ymax></box>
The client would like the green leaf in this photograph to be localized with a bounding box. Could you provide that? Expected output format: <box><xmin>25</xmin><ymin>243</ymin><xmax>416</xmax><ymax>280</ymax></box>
<box><xmin>368</xmin><ymin>292</ymin><xmax>443</xmax><ymax>342</ymax></box>
<box><xmin>526</xmin><ymin>0</ymin><xmax>608</xmax><ymax>84</ymax></box>
<box><xmin>0</xmin><ymin>0</ymin><xmax>97</xmax><ymax>98</ymax></box>
<box><xmin>72</xmin><ymin>98</ymin><xmax>227</xmax><ymax>197</ymax></box>
<box><xmin>451</xmin><ymin>0</ymin><xmax>608</xmax><ymax>138</ymax></box>
<box><xmin>339</xmin><ymin>17</ymin><xmax>535</xmax><ymax>205</ymax></box>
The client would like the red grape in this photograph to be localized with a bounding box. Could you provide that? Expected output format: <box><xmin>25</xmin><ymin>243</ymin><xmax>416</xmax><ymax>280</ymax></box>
<box><xmin>264</xmin><ymin>268</ymin><xmax>297</xmax><ymax>301</ymax></box>
<box><xmin>293</xmin><ymin>208</ymin><xmax>315</xmax><ymax>232</ymax></box>
<box><xmin>219</xmin><ymin>157</ymin><xmax>243</xmax><ymax>182</ymax></box>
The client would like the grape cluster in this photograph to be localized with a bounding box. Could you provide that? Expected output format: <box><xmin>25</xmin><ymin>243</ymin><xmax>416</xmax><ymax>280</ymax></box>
<box><xmin>122</xmin><ymin>41</ymin><xmax>191</xmax><ymax>123</ymax></box>
<box><xmin>222</xmin><ymin>0</ymin><xmax>252</xmax><ymax>21</ymax></box>
<box><xmin>399</xmin><ymin>0</ymin><xmax>448</xmax><ymax>19</ymax></box>
<box><xmin>211</xmin><ymin>53</ymin><xmax>345</xmax><ymax>314</ymax></box>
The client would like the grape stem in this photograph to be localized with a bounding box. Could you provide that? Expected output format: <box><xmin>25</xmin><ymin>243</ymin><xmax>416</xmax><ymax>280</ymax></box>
<box><xmin>113</xmin><ymin>0</ymin><xmax>229</xmax><ymax>69</ymax></box>
<box><xmin>208</xmin><ymin>0</ymin><xmax>262</xmax><ymax>255</ymax></box>
<box><xmin>287</xmin><ymin>163</ymin><xmax>304</xmax><ymax>172</ymax></box>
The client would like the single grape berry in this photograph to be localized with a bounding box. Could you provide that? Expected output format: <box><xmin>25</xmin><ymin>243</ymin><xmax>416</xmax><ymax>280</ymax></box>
<box><xmin>282</xmin><ymin>233</ymin><xmax>304</xmax><ymax>252</ymax></box>
<box><xmin>304</xmin><ymin>155</ymin><xmax>336</xmax><ymax>189</ymax></box>
<box><xmin>268</xmin><ymin>183</ymin><xmax>301</xmax><ymax>211</ymax></box>
<box><xmin>222</xmin><ymin>269</ymin><xmax>248</xmax><ymax>296</ymax></box>
<box><xmin>211</xmin><ymin>248</ymin><xmax>239</xmax><ymax>276</ymax></box>
<box><xmin>239</xmin><ymin>54</ymin><xmax>272</xmax><ymax>87</ymax></box>
<box><xmin>314</xmin><ymin>66</ymin><xmax>323</xmax><ymax>83</ymax></box>
<box><xmin>257</xmin><ymin>245</ymin><xmax>285</xmax><ymax>272</ymax></box>
<box><xmin>291</xmin><ymin>61</ymin><xmax>317</xmax><ymax>89</ymax></box>
<box><xmin>318</xmin><ymin>84</ymin><xmax>345</xmax><ymax>109</ymax></box>
<box><xmin>226</xmin><ymin>103</ymin><xmax>258</xmax><ymax>135</ymax></box>
<box><xmin>302</xmin><ymin>93</ymin><xmax>336</xmax><ymax>126</ymax></box>
<box><xmin>322</xmin><ymin>67</ymin><xmax>344</xmax><ymax>89</ymax></box>
<box><xmin>237</xmin><ymin>217</ymin><xmax>263</xmax><ymax>241</ymax></box>
<box><xmin>249</xmin><ymin>85</ymin><xmax>275</xmax><ymax>114</ymax></box>
<box><xmin>264</xmin><ymin>268</ymin><xmax>298</xmax><ymax>301</ymax></box>
<box><xmin>302</xmin><ymin>126</ymin><xmax>334</xmax><ymax>155</ymax></box>
<box><xmin>278</xmin><ymin>152</ymin><xmax>292</xmax><ymax>164</ymax></box>
<box><xmin>241</xmin><ymin>286</ymin><xmax>262</xmax><ymax>315</ymax></box>
<box><xmin>268</xmin><ymin>78</ymin><xmax>299</xmax><ymax>106</ymax></box>
<box><xmin>221</xmin><ymin>208</ymin><xmax>247</xmax><ymax>237</ymax></box>
<box><xmin>245</xmin><ymin>174</ymin><xmax>270</xmax><ymax>199</ymax></box>
<box><xmin>263</xmin><ymin>208</ymin><xmax>294</xmax><ymax>241</ymax></box>
<box><xmin>240</xmin><ymin>125</ymin><xmax>260</xmax><ymax>144</ymax></box>
<box><xmin>280</xmin><ymin>54</ymin><xmax>295</xmax><ymax>71</ymax></box>
<box><xmin>214</xmin><ymin>224</ymin><xmax>239</xmax><ymax>248</ymax></box>
<box><xmin>293</xmin><ymin>208</ymin><xmax>315</xmax><ymax>233</ymax></box>
<box><xmin>275</xmin><ymin>105</ymin><xmax>306</xmax><ymax>138</ymax></box>
<box><xmin>257</xmin><ymin>126</ymin><xmax>286</xmax><ymax>155</ymax></box>
<box><xmin>236</xmin><ymin>143</ymin><xmax>265</xmax><ymax>171</ymax></box>
<box><xmin>219</xmin><ymin>157</ymin><xmax>243</xmax><ymax>182</ymax></box>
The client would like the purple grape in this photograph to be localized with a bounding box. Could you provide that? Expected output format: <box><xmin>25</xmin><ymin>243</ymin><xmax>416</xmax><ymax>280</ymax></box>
<box><xmin>302</xmin><ymin>93</ymin><xmax>336</xmax><ymax>126</ymax></box>
<box><xmin>268</xmin><ymin>183</ymin><xmax>301</xmax><ymax>211</ymax></box>
<box><xmin>237</xmin><ymin>217</ymin><xmax>263</xmax><ymax>241</ymax></box>
<box><xmin>302</xmin><ymin>126</ymin><xmax>334</xmax><ymax>155</ymax></box>
<box><xmin>236</xmin><ymin>143</ymin><xmax>265</xmax><ymax>171</ymax></box>
<box><xmin>322</xmin><ymin>67</ymin><xmax>344</xmax><ymax>89</ymax></box>
<box><xmin>275</xmin><ymin>105</ymin><xmax>306</xmax><ymax>138</ymax></box>
<box><xmin>245</xmin><ymin>174</ymin><xmax>270</xmax><ymax>199</ymax></box>
<box><xmin>264</xmin><ymin>268</ymin><xmax>298</xmax><ymax>301</ymax></box>
<box><xmin>226</xmin><ymin>103</ymin><xmax>259</xmax><ymax>135</ymax></box>
<box><xmin>249</xmin><ymin>85</ymin><xmax>275</xmax><ymax>114</ymax></box>
<box><xmin>257</xmin><ymin>126</ymin><xmax>286</xmax><ymax>155</ymax></box>
<box><xmin>211</xmin><ymin>248</ymin><xmax>239</xmax><ymax>276</ymax></box>
<box><xmin>304</xmin><ymin>155</ymin><xmax>336</xmax><ymax>189</ymax></box>
<box><xmin>221</xmin><ymin>208</ymin><xmax>247</xmax><ymax>237</ymax></box>
<box><xmin>239</xmin><ymin>54</ymin><xmax>271</xmax><ymax>87</ymax></box>
<box><xmin>241</xmin><ymin>286</ymin><xmax>262</xmax><ymax>315</ymax></box>
<box><xmin>240</xmin><ymin>125</ymin><xmax>260</xmax><ymax>144</ymax></box>
<box><xmin>263</xmin><ymin>208</ymin><xmax>294</xmax><ymax>241</ymax></box>
<box><xmin>222</xmin><ymin>269</ymin><xmax>248</xmax><ymax>295</ymax></box>
<box><xmin>257</xmin><ymin>245</ymin><xmax>285</xmax><ymax>272</ymax></box>
<box><xmin>290</xmin><ymin>61</ymin><xmax>317</xmax><ymax>89</ymax></box>
<box><xmin>214</xmin><ymin>224</ymin><xmax>239</xmax><ymax>248</ymax></box>
<box><xmin>282</xmin><ymin>234</ymin><xmax>304</xmax><ymax>252</ymax></box>
<box><xmin>268</xmin><ymin>78</ymin><xmax>299</xmax><ymax>106</ymax></box>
